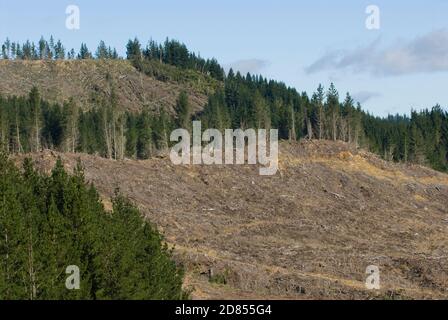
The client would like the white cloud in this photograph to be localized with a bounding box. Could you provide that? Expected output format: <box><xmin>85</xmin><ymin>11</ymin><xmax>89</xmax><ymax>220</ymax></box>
<box><xmin>224</xmin><ymin>59</ymin><xmax>269</xmax><ymax>75</ymax></box>
<box><xmin>305</xmin><ymin>29</ymin><xmax>448</xmax><ymax>76</ymax></box>
<box><xmin>352</xmin><ymin>91</ymin><xmax>381</xmax><ymax>104</ymax></box>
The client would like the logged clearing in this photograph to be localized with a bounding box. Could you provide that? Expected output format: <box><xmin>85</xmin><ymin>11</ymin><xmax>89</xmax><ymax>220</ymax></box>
<box><xmin>0</xmin><ymin>59</ymin><xmax>215</xmax><ymax>113</ymax></box>
<box><xmin>13</xmin><ymin>140</ymin><xmax>448</xmax><ymax>300</ymax></box>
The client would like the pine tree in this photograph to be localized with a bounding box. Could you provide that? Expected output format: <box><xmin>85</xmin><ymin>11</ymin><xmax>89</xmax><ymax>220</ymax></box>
<box><xmin>313</xmin><ymin>84</ymin><xmax>325</xmax><ymax>140</ymax></box>
<box><xmin>174</xmin><ymin>91</ymin><xmax>191</xmax><ymax>130</ymax></box>
<box><xmin>126</xmin><ymin>38</ymin><xmax>142</xmax><ymax>61</ymax></box>
<box><xmin>253</xmin><ymin>91</ymin><xmax>271</xmax><ymax>130</ymax></box>
<box><xmin>78</xmin><ymin>43</ymin><xmax>92</xmax><ymax>59</ymax></box>
<box><xmin>54</xmin><ymin>40</ymin><xmax>65</xmax><ymax>59</ymax></box>
<box><xmin>153</xmin><ymin>109</ymin><xmax>171</xmax><ymax>151</ymax></box>
<box><xmin>125</xmin><ymin>113</ymin><xmax>138</xmax><ymax>159</ymax></box>
<box><xmin>342</xmin><ymin>93</ymin><xmax>354</xmax><ymax>143</ymax></box>
<box><xmin>63</xmin><ymin>98</ymin><xmax>79</xmax><ymax>153</ymax></box>
<box><xmin>38</xmin><ymin>37</ymin><xmax>47</xmax><ymax>59</ymax></box>
<box><xmin>96</xmin><ymin>41</ymin><xmax>109</xmax><ymax>59</ymax></box>
<box><xmin>326</xmin><ymin>83</ymin><xmax>339</xmax><ymax>141</ymax></box>
<box><xmin>136</xmin><ymin>111</ymin><xmax>153</xmax><ymax>159</ymax></box>
<box><xmin>1</xmin><ymin>155</ymin><xmax>187</xmax><ymax>299</ymax></box>
<box><xmin>409</xmin><ymin>112</ymin><xmax>426</xmax><ymax>165</ymax></box>
<box><xmin>29</xmin><ymin>87</ymin><xmax>41</xmax><ymax>152</ymax></box>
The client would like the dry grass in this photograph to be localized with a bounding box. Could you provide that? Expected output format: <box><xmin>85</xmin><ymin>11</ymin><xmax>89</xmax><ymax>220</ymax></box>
<box><xmin>0</xmin><ymin>59</ymin><xmax>214</xmax><ymax>113</ymax></box>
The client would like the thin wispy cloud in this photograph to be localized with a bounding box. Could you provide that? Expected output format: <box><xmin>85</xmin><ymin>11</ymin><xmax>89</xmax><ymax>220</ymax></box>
<box><xmin>352</xmin><ymin>91</ymin><xmax>381</xmax><ymax>104</ymax></box>
<box><xmin>224</xmin><ymin>59</ymin><xmax>269</xmax><ymax>75</ymax></box>
<box><xmin>305</xmin><ymin>29</ymin><xmax>448</xmax><ymax>76</ymax></box>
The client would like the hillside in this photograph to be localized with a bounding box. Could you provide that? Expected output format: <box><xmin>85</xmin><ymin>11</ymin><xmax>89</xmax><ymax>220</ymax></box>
<box><xmin>0</xmin><ymin>59</ymin><xmax>218</xmax><ymax>113</ymax></box>
<box><xmin>1</xmin><ymin>57</ymin><xmax>447</xmax><ymax>173</ymax></box>
<box><xmin>13</xmin><ymin>140</ymin><xmax>448</xmax><ymax>300</ymax></box>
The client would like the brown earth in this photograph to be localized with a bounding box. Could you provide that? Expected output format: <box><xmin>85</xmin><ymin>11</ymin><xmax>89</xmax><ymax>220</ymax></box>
<box><xmin>0</xmin><ymin>59</ymin><xmax>213</xmax><ymax>113</ymax></box>
<box><xmin>12</xmin><ymin>140</ymin><xmax>448</xmax><ymax>300</ymax></box>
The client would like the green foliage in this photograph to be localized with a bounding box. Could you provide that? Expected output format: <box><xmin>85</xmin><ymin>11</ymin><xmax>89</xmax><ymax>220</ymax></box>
<box><xmin>174</xmin><ymin>92</ymin><xmax>191</xmax><ymax>130</ymax></box>
<box><xmin>200</xmin><ymin>89</ymin><xmax>231</xmax><ymax>132</ymax></box>
<box><xmin>0</xmin><ymin>155</ymin><xmax>187</xmax><ymax>300</ymax></box>
<box><xmin>131</xmin><ymin>58</ymin><xmax>221</xmax><ymax>96</ymax></box>
<box><xmin>0</xmin><ymin>36</ymin><xmax>447</xmax><ymax>172</ymax></box>
<box><xmin>1</xmin><ymin>37</ymin><xmax>113</xmax><ymax>61</ymax></box>
<box><xmin>78</xmin><ymin>43</ymin><xmax>93</xmax><ymax>60</ymax></box>
<box><xmin>96</xmin><ymin>41</ymin><xmax>118</xmax><ymax>60</ymax></box>
<box><xmin>361</xmin><ymin>106</ymin><xmax>448</xmax><ymax>171</ymax></box>
<box><xmin>141</xmin><ymin>38</ymin><xmax>225</xmax><ymax>81</ymax></box>
<box><xmin>126</xmin><ymin>38</ymin><xmax>142</xmax><ymax>61</ymax></box>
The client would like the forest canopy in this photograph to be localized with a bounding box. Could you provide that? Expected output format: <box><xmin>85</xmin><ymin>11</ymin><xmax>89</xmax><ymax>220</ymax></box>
<box><xmin>0</xmin><ymin>154</ymin><xmax>187</xmax><ymax>299</ymax></box>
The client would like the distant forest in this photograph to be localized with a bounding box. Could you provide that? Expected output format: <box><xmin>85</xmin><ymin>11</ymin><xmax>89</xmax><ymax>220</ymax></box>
<box><xmin>1</xmin><ymin>36</ymin><xmax>447</xmax><ymax>172</ymax></box>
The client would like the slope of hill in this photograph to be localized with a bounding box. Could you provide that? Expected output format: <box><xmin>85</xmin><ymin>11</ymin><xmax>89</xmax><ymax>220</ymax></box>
<box><xmin>13</xmin><ymin>140</ymin><xmax>448</xmax><ymax>300</ymax></box>
<box><xmin>0</xmin><ymin>59</ymin><xmax>219</xmax><ymax>113</ymax></box>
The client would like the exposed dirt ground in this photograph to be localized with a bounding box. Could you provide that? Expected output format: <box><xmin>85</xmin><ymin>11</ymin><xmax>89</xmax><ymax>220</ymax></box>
<box><xmin>13</xmin><ymin>140</ymin><xmax>448</xmax><ymax>300</ymax></box>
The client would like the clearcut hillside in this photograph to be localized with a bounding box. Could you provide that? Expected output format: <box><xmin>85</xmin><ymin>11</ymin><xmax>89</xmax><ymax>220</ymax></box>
<box><xmin>0</xmin><ymin>59</ymin><xmax>220</xmax><ymax>113</ymax></box>
<box><xmin>13</xmin><ymin>140</ymin><xmax>448</xmax><ymax>300</ymax></box>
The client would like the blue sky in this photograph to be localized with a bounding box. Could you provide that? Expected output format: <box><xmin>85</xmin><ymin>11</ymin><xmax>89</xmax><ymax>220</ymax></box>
<box><xmin>1</xmin><ymin>0</ymin><xmax>447</xmax><ymax>116</ymax></box>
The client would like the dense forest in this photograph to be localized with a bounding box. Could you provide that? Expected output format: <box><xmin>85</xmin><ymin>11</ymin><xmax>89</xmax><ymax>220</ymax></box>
<box><xmin>0</xmin><ymin>36</ymin><xmax>447</xmax><ymax>172</ymax></box>
<box><xmin>0</xmin><ymin>153</ymin><xmax>186</xmax><ymax>299</ymax></box>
